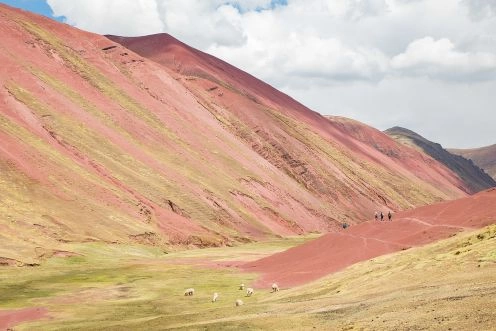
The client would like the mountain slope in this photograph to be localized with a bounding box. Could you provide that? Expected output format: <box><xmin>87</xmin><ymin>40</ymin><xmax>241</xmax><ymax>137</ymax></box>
<box><xmin>108</xmin><ymin>33</ymin><xmax>468</xmax><ymax>204</ymax></box>
<box><xmin>0</xmin><ymin>4</ymin><xmax>467</xmax><ymax>263</ymax></box>
<box><xmin>449</xmin><ymin>144</ymin><xmax>496</xmax><ymax>181</ymax></box>
<box><xmin>385</xmin><ymin>126</ymin><xmax>495</xmax><ymax>193</ymax></box>
<box><xmin>243</xmin><ymin>188</ymin><xmax>496</xmax><ymax>286</ymax></box>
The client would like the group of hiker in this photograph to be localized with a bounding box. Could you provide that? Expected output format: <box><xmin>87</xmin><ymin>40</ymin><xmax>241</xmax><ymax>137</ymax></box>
<box><xmin>375</xmin><ymin>210</ymin><xmax>392</xmax><ymax>222</ymax></box>
<box><xmin>341</xmin><ymin>210</ymin><xmax>393</xmax><ymax>229</ymax></box>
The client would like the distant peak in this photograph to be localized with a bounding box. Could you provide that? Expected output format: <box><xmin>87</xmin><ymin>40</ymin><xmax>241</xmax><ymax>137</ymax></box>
<box><xmin>385</xmin><ymin>126</ymin><xmax>424</xmax><ymax>139</ymax></box>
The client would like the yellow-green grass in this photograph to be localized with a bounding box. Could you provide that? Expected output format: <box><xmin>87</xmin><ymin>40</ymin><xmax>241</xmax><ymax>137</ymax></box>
<box><xmin>18</xmin><ymin>18</ymin><xmax>263</xmax><ymax>220</ymax></box>
<box><xmin>9</xmin><ymin>66</ymin><xmax>298</xmax><ymax>239</ymax></box>
<box><xmin>1</xmin><ymin>227</ymin><xmax>494</xmax><ymax>330</ymax></box>
<box><xmin>7</xmin><ymin>10</ymin><xmax>463</xmax><ymax>250</ymax></box>
<box><xmin>0</xmin><ymin>235</ymin><xmax>315</xmax><ymax>330</ymax></box>
<box><xmin>3</xmin><ymin>82</ymin><xmax>273</xmax><ymax>240</ymax></box>
<box><xmin>16</xmin><ymin>18</ymin><xmax>181</xmax><ymax>145</ymax></box>
<box><xmin>262</xmin><ymin>106</ymin><xmax>449</xmax><ymax>207</ymax></box>
<box><xmin>191</xmin><ymin>76</ymin><xmax>448</xmax><ymax>214</ymax></box>
<box><xmin>0</xmin><ymin>87</ymin><xmax>161</xmax><ymax>238</ymax></box>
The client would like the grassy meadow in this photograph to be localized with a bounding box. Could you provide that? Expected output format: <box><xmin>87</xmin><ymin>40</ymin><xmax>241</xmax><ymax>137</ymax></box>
<box><xmin>1</xmin><ymin>227</ymin><xmax>495</xmax><ymax>330</ymax></box>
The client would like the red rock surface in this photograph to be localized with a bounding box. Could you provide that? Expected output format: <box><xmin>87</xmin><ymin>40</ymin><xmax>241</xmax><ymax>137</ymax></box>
<box><xmin>0</xmin><ymin>307</ymin><xmax>47</xmax><ymax>330</ymax></box>
<box><xmin>242</xmin><ymin>188</ymin><xmax>496</xmax><ymax>287</ymax></box>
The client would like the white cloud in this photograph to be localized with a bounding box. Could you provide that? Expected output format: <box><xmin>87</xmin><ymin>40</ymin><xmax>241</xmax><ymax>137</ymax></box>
<box><xmin>283</xmin><ymin>77</ymin><xmax>496</xmax><ymax>148</ymax></box>
<box><xmin>209</xmin><ymin>33</ymin><xmax>389</xmax><ymax>86</ymax></box>
<box><xmin>280</xmin><ymin>36</ymin><xmax>389</xmax><ymax>81</ymax></box>
<box><xmin>48</xmin><ymin>0</ymin><xmax>247</xmax><ymax>47</ymax></box>
<box><xmin>463</xmin><ymin>0</ymin><xmax>496</xmax><ymax>20</ymax></box>
<box><xmin>154</xmin><ymin>1</ymin><xmax>246</xmax><ymax>48</ymax></box>
<box><xmin>45</xmin><ymin>0</ymin><xmax>496</xmax><ymax>147</ymax></box>
<box><xmin>47</xmin><ymin>0</ymin><xmax>164</xmax><ymax>36</ymax></box>
<box><xmin>391</xmin><ymin>37</ymin><xmax>496</xmax><ymax>80</ymax></box>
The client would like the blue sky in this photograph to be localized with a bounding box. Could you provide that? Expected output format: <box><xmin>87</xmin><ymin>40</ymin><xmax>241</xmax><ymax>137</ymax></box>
<box><xmin>226</xmin><ymin>0</ymin><xmax>287</xmax><ymax>13</ymax></box>
<box><xmin>1</xmin><ymin>0</ymin><xmax>65</xmax><ymax>21</ymax></box>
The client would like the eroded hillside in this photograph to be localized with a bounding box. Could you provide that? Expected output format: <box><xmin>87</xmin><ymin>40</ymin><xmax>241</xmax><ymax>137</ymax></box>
<box><xmin>0</xmin><ymin>4</ymin><xmax>468</xmax><ymax>263</ymax></box>
<box><xmin>385</xmin><ymin>126</ymin><xmax>495</xmax><ymax>193</ymax></box>
<box><xmin>449</xmin><ymin>144</ymin><xmax>496</xmax><ymax>181</ymax></box>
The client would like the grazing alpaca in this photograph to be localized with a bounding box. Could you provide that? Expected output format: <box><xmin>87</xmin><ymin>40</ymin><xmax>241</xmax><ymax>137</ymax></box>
<box><xmin>212</xmin><ymin>292</ymin><xmax>219</xmax><ymax>302</ymax></box>
<box><xmin>184</xmin><ymin>288</ymin><xmax>195</xmax><ymax>296</ymax></box>
<box><xmin>246</xmin><ymin>288</ymin><xmax>254</xmax><ymax>297</ymax></box>
<box><xmin>239</xmin><ymin>283</ymin><xmax>245</xmax><ymax>290</ymax></box>
<box><xmin>271</xmin><ymin>283</ymin><xmax>279</xmax><ymax>292</ymax></box>
<box><xmin>235</xmin><ymin>299</ymin><xmax>244</xmax><ymax>306</ymax></box>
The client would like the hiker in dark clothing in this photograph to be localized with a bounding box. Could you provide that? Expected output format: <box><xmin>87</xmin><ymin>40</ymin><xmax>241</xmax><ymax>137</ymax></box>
<box><xmin>388</xmin><ymin>211</ymin><xmax>392</xmax><ymax>221</ymax></box>
<box><xmin>380</xmin><ymin>212</ymin><xmax>384</xmax><ymax>221</ymax></box>
<box><xmin>374</xmin><ymin>211</ymin><xmax>378</xmax><ymax>221</ymax></box>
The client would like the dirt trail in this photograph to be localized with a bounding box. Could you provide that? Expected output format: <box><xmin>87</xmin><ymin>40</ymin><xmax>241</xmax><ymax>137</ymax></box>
<box><xmin>402</xmin><ymin>217</ymin><xmax>474</xmax><ymax>230</ymax></box>
<box><xmin>242</xmin><ymin>188</ymin><xmax>496</xmax><ymax>287</ymax></box>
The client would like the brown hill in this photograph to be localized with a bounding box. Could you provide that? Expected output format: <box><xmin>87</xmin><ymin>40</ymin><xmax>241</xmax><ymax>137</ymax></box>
<box><xmin>386</xmin><ymin>127</ymin><xmax>495</xmax><ymax>193</ymax></box>
<box><xmin>0</xmin><ymin>4</ymin><xmax>467</xmax><ymax>263</ymax></box>
<box><xmin>449</xmin><ymin>144</ymin><xmax>496</xmax><ymax>181</ymax></box>
<box><xmin>242</xmin><ymin>188</ymin><xmax>496</xmax><ymax>287</ymax></box>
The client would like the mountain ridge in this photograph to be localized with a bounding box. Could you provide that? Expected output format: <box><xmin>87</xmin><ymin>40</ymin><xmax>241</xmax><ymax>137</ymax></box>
<box><xmin>109</xmin><ymin>33</ymin><xmax>469</xmax><ymax>203</ymax></box>
<box><xmin>385</xmin><ymin>126</ymin><xmax>495</xmax><ymax>193</ymax></box>
<box><xmin>0</xmin><ymin>3</ymin><xmax>469</xmax><ymax>263</ymax></box>
<box><xmin>449</xmin><ymin>144</ymin><xmax>496</xmax><ymax>181</ymax></box>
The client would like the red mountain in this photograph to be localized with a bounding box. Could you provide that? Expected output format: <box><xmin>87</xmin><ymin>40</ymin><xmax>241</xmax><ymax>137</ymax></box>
<box><xmin>0</xmin><ymin>4</ymin><xmax>468</xmax><ymax>263</ymax></box>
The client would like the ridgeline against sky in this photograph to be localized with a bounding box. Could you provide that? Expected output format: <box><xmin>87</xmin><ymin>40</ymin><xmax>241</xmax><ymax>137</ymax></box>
<box><xmin>3</xmin><ymin>0</ymin><xmax>496</xmax><ymax>148</ymax></box>
<box><xmin>0</xmin><ymin>6</ymin><xmax>495</xmax><ymax>330</ymax></box>
<box><xmin>0</xmin><ymin>3</ymin><xmax>473</xmax><ymax>262</ymax></box>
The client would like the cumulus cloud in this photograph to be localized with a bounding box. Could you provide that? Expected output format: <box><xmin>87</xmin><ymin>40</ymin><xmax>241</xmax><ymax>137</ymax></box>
<box><xmin>330</xmin><ymin>0</ymin><xmax>390</xmax><ymax>20</ymax></box>
<box><xmin>48</xmin><ymin>0</ymin><xmax>248</xmax><ymax>47</ymax></box>
<box><xmin>155</xmin><ymin>1</ymin><xmax>246</xmax><ymax>48</ymax></box>
<box><xmin>47</xmin><ymin>0</ymin><xmax>164</xmax><ymax>36</ymax></box>
<box><xmin>281</xmin><ymin>36</ymin><xmax>389</xmax><ymax>81</ymax></box>
<box><xmin>210</xmin><ymin>34</ymin><xmax>389</xmax><ymax>86</ymax></box>
<box><xmin>391</xmin><ymin>37</ymin><xmax>496</xmax><ymax>80</ymax></box>
<box><xmin>45</xmin><ymin>0</ymin><xmax>496</xmax><ymax>82</ymax></box>
<box><xmin>45</xmin><ymin>0</ymin><xmax>496</xmax><ymax>147</ymax></box>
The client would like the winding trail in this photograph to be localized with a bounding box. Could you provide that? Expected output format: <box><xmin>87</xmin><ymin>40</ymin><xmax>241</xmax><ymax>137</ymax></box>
<box><xmin>336</xmin><ymin>231</ymin><xmax>404</xmax><ymax>249</ymax></box>
<box><xmin>242</xmin><ymin>188</ymin><xmax>496</xmax><ymax>287</ymax></box>
<box><xmin>401</xmin><ymin>217</ymin><xmax>474</xmax><ymax>231</ymax></box>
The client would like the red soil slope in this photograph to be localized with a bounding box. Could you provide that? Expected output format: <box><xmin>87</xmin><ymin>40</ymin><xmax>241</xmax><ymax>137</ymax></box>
<box><xmin>0</xmin><ymin>307</ymin><xmax>47</xmax><ymax>330</ymax></box>
<box><xmin>243</xmin><ymin>188</ymin><xmax>496</xmax><ymax>287</ymax></box>
<box><xmin>0</xmin><ymin>4</ymin><xmax>469</xmax><ymax>263</ymax></box>
<box><xmin>109</xmin><ymin>34</ymin><xmax>466</xmax><ymax>213</ymax></box>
